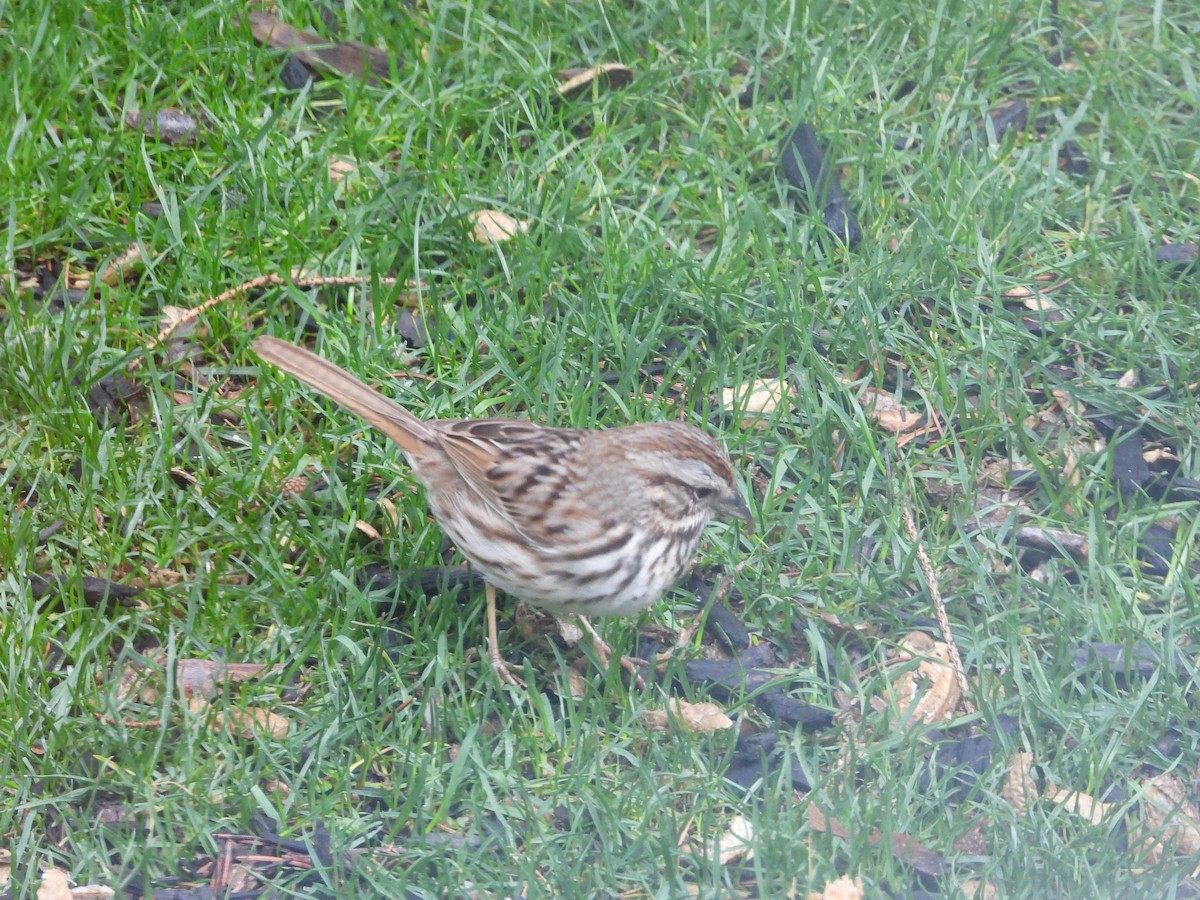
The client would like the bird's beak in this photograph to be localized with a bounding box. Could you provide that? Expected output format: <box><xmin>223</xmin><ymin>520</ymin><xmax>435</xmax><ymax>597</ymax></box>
<box><xmin>720</xmin><ymin>492</ymin><xmax>755</xmax><ymax>533</ymax></box>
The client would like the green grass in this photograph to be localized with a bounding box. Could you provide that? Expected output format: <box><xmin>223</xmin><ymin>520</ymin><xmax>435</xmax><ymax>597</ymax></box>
<box><xmin>3</xmin><ymin>0</ymin><xmax>1200</xmax><ymax>895</ymax></box>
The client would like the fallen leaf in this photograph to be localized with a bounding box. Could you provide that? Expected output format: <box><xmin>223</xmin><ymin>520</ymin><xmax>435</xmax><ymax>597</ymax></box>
<box><xmin>243</xmin><ymin>10</ymin><xmax>393</xmax><ymax>85</ymax></box>
<box><xmin>859</xmin><ymin>387</ymin><xmax>923</xmax><ymax>435</ymax></box>
<box><xmin>124</xmin><ymin>108</ymin><xmax>198</xmax><ymax>145</ymax></box>
<box><xmin>891</xmin><ymin>633</ymin><xmax>961</xmax><ymax>723</ymax></box>
<box><xmin>328</xmin><ymin>156</ymin><xmax>359</xmax><ymax>183</ymax></box>
<box><xmin>354</xmin><ymin>519</ymin><xmax>381</xmax><ymax>541</ymax></box>
<box><xmin>175</xmin><ymin>658</ymin><xmax>275</xmax><ymax>699</ymax></box>
<box><xmin>559</xmin><ymin>666</ymin><xmax>588</xmax><ymax>698</ymax></box>
<box><xmin>721</xmin><ymin>378</ymin><xmax>795</xmax><ymax>429</ymax></box>
<box><xmin>643</xmin><ymin>699</ymin><xmax>733</xmax><ymax>733</ymax></box>
<box><xmin>716</xmin><ymin>814</ymin><xmax>755</xmax><ymax>864</ymax></box>
<box><xmin>808</xmin><ymin>875</ymin><xmax>864</xmax><ymax>900</ymax></box>
<box><xmin>97</xmin><ymin>242</ymin><xmax>144</xmax><ymax>286</ymax></box>
<box><xmin>37</xmin><ymin>869</ymin><xmax>71</xmax><ymax>900</ymax></box>
<box><xmin>1001</xmin><ymin>751</ymin><xmax>1037</xmax><ymax>817</ymax></box>
<box><xmin>190</xmin><ymin>698</ymin><xmax>290</xmax><ymax>739</ymax></box>
<box><xmin>1116</xmin><ymin>369</ymin><xmax>1138</xmax><ymax>389</ymax></box>
<box><xmin>555</xmin><ymin>617</ymin><xmax>584</xmax><ymax>646</ymax></box>
<box><xmin>1046</xmin><ymin>788</ymin><xmax>1111</xmax><ymax>825</ymax></box>
<box><xmin>469</xmin><ymin>209</ymin><xmax>528</xmax><ymax>243</ymax></box>
<box><xmin>1136</xmin><ymin>773</ymin><xmax>1200</xmax><ymax>864</ymax></box>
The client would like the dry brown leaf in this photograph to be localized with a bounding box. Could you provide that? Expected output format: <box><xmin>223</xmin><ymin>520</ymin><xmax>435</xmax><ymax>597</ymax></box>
<box><xmin>561</xmin><ymin>666</ymin><xmax>588</xmax><ymax>699</ymax></box>
<box><xmin>807</xmin><ymin>875</ymin><xmax>864</xmax><ymax>900</ymax></box>
<box><xmin>98</xmin><ymin>242</ymin><xmax>144</xmax><ymax>287</ymax></box>
<box><xmin>1046</xmin><ymin>788</ymin><xmax>1111</xmax><ymax>825</ymax></box>
<box><xmin>892</xmin><ymin>633</ymin><xmax>960</xmax><ymax>723</ymax></box>
<box><xmin>1001</xmin><ymin>751</ymin><xmax>1037</xmax><ymax>817</ymax></box>
<box><xmin>328</xmin><ymin>156</ymin><xmax>359</xmax><ymax>183</ymax></box>
<box><xmin>555</xmin><ymin>617</ymin><xmax>584</xmax><ymax>646</ymax></box>
<box><xmin>554</xmin><ymin>63</ymin><xmax>634</xmax><ymax>98</ymax></box>
<box><xmin>176</xmin><ymin>659</ymin><xmax>274</xmax><ymax>699</ymax></box>
<box><xmin>354</xmin><ymin>519</ymin><xmax>381</xmax><ymax>541</ymax></box>
<box><xmin>190</xmin><ymin>698</ymin><xmax>290</xmax><ymax>739</ymax></box>
<box><xmin>715</xmin><ymin>814</ymin><xmax>755</xmax><ymax>864</ymax></box>
<box><xmin>469</xmin><ymin>209</ymin><xmax>528</xmax><ymax>243</ymax></box>
<box><xmin>124</xmin><ymin>109</ymin><xmax>198</xmax><ymax>146</ymax></box>
<box><xmin>1050</xmin><ymin>388</ymin><xmax>1086</xmax><ymax>428</ymax></box>
<box><xmin>643</xmin><ymin>699</ymin><xmax>733</xmax><ymax>734</ymax></box>
<box><xmin>859</xmin><ymin>387</ymin><xmax>923</xmax><ymax>435</ymax></box>
<box><xmin>1020</xmin><ymin>294</ymin><xmax>1058</xmax><ymax>312</ymax></box>
<box><xmin>721</xmin><ymin>378</ymin><xmax>795</xmax><ymax>429</ymax></box>
<box><xmin>1115</xmin><ymin>368</ymin><xmax>1138</xmax><ymax>389</ymax></box>
<box><xmin>115</xmin><ymin>661</ymin><xmax>162</xmax><ymax>704</ymax></box>
<box><xmin>376</xmin><ymin>496</ymin><xmax>400</xmax><ymax>531</ymax></box>
<box><xmin>1136</xmin><ymin>773</ymin><xmax>1200</xmax><ymax>864</ymax></box>
<box><xmin>244</xmin><ymin>11</ymin><xmax>392</xmax><ymax>85</ymax></box>
<box><xmin>1143</xmin><ymin>446</ymin><xmax>1179</xmax><ymax>465</ymax></box>
<box><xmin>1001</xmin><ymin>285</ymin><xmax>1034</xmax><ymax>299</ymax></box>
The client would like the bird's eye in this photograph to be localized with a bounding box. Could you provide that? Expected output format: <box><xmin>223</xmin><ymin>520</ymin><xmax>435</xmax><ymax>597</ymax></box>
<box><xmin>693</xmin><ymin>486</ymin><xmax>716</xmax><ymax>499</ymax></box>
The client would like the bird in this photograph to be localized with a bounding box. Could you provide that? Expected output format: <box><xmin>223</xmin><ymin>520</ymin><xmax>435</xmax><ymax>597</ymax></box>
<box><xmin>253</xmin><ymin>335</ymin><xmax>753</xmax><ymax>687</ymax></box>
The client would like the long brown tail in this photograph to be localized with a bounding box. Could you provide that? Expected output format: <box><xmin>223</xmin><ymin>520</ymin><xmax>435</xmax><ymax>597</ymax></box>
<box><xmin>253</xmin><ymin>336</ymin><xmax>434</xmax><ymax>456</ymax></box>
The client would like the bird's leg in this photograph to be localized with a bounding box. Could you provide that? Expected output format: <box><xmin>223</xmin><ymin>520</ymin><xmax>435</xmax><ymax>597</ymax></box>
<box><xmin>485</xmin><ymin>582</ymin><xmax>525</xmax><ymax>688</ymax></box>
<box><xmin>575</xmin><ymin>615</ymin><xmax>646</xmax><ymax>689</ymax></box>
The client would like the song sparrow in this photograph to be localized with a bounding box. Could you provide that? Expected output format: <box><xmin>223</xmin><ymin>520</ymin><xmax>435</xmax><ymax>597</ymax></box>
<box><xmin>253</xmin><ymin>335</ymin><xmax>753</xmax><ymax>686</ymax></box>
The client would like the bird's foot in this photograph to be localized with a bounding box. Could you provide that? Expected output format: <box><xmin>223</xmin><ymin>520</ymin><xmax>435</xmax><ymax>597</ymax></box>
<box><xmin>576</xmin><ymin>616</ymin><xmax>647</xmax><ymax>689</ymax></box>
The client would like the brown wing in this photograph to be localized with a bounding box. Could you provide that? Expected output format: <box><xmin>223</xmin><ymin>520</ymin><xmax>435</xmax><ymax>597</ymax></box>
<box><xmin>435</xmin><ymin>419</ymin><xmax>585</xmax><ymax>546</ymax></box>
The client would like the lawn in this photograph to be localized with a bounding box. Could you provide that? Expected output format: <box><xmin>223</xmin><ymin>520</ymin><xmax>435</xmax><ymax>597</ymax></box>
<box><xmin>3</xmin><ymin>0</ymin><xmax>1200</xmax><ymax>896</ymax></box>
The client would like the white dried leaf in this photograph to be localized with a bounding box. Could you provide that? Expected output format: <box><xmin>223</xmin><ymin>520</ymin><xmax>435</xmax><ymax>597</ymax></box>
<box><xmin>721</xmin><ymin>378</ymin><xmax>794</xmax><ymax>429</ymax></box>
<box><xmin>470</xmin><ymin>209</ymin><xmax>528</xmax><ymax>243</ymax></box>
<box><xmin>716</xmin><ymin>814</ymin><xmax>755</xmax><ymax>864</ymax></box>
